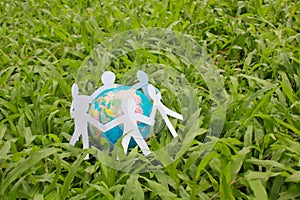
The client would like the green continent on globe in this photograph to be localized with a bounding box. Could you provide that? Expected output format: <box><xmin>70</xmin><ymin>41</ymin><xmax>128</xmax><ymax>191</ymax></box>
<box><xmin>88</xmin><ymin>86</ymin><xmax>152</xmax><ymax>149</ymax></box>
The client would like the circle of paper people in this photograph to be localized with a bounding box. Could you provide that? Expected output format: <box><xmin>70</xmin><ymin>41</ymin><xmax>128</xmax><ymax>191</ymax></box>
<box><xmin>70</xmin><ymin>70</ymin><xmax>183</xmax><ymax>158</ymax></box>
<box><xmin>89</xmin><ymin>85</ymin><xmax>152</xmax><ymax>149</ymax></box>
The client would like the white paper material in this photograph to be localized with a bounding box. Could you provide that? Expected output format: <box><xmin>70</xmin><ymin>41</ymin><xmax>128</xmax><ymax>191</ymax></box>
<box><xmin>90</xmin><ymin>71</ymin><xmax>118</xmax><ymax>102</ymax></box>
<box><xmin>70</xmin><ymin>71</ymin><xmax>183</xmax><ymax>157</ymax></box>
<box><xmin>148</xmin><ymin>84</ymin><xmax>183</xmax><ymax>138</ymax></box>
<box><xmin>101</xmin><ymin>98</ymin><xmax>154</xmax><ymax>156</ymax></box>
<box><xmin>70</xmin><ymin>83</ymin><xmax>104</xmax><ymax>159</ymax></box>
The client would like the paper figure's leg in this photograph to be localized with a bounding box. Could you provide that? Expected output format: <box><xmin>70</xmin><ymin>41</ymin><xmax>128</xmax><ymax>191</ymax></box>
<box><xmin>82</xmin><ymin>130</ymin><xmax>89</xmax><ymax>159</ymax></box>
<box><xmin>122</xmin><ymin>135</ymin><xmax>131</xmax><ymax>155</ymax></box>
<box><xmin>149</xmin><ymin>106</ymin><xmax>157</xmax><ymax>124</ymax></box>
<box><xmin>163</xmin><ymin>115</ymin><xmax>178</xmax><ymax>138</ymax></box>
<box><xmin>134</xmin><ymin>136</ymin><xmax>151</xmax><ymax>156</ymax></box>
<box><xmin>70</xmin><ymin>129</ymin><xmax>80</xmax><ymax>145</ymax></box>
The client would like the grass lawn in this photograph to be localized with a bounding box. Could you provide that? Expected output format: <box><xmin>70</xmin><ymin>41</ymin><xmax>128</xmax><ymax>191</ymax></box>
<box><xmin>0</xmin><ymin>0</ymin><xmax>299</xmax><ymax>199</ymax></box>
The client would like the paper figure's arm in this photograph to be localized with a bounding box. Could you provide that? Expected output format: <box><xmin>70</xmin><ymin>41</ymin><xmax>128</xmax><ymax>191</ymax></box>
<box><xmin>102</xmin><ymin>116</ymin><xmax>124</xmax><ymax>132</ymax></box>
<box><xmin>132</xmin><ymin>82</ymin><xmax>146</xmax><ymax>90</ymax></box>
<box><xmin>90</xmin><ymin>84</ymin><xmax>119</xmax><ymax>102</ymax></box>
<box><xmin>161</xmin><ymin>104</ymin><xmax>183</xmax><ymax>120</ymax></box>
<box><xmin>136</xmin><ymin>114</ymin><xmax>153</xmax><ymax>125</ymax></box>
<box><xmin>90</xmin><ymin>88</ymin><xmax>104</xmax><ymax>103</ymax></box>
<box><xmin>87</xmin><ymin>116</ymin><xmax>105</xmax><ymax>132</ymax></box>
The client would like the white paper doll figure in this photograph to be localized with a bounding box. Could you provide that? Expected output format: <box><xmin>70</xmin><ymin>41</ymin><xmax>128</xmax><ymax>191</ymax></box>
<box><xmin>70</xmin><ymin>83</ymin><xmax>105</xmax><ymax>159</ymax></box>
<box><xmin>148</xmin><ymin>84</ymin><xmax>183</xmax><ymax>138</ymax></box>
<box><xmin>132</xmin><ymin>70</ymin><xmax>159</xmax><ymax>99</ymax></box>
<box><xmin>101</xmin><ymin>97</ymin><xmax>154</xmax><ymax>156</ymax></box>
<box><xmin>90</xmin><ymin>71</ymin><xmax>118</xmax><ymax>102</ymax></box>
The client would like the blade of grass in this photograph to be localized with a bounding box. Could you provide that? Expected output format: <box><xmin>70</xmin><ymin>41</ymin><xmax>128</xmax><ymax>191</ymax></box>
<box><xmin>0</xmin><ymin>148</ymin><xmax>59</xmax><ymax>195</ymax></box>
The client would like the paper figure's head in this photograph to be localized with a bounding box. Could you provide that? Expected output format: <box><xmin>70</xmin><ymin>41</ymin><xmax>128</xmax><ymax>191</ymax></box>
<box><xmin>72</xmin><ymin>83</ymin><xmax>79</xmax><ymax>98</ymax></box>
<box><xmin>71</xmin><ymin>83</ymin><xmax>90</xmax><ymax>113</ymax></box>
<box><xmin>137</xmin><ymin>70</ymin><xmax>148</xmax><ymax>82</ymax></box>
<box><xmin>101</xmin><ymin>71</ymin><xmax>115</xmax><ymax>85</ymax></box>
<box><xmin>121</xmin><ymin>97</ymin><xmax>136</xmax><ymax>114</ymax></box>
<box><xmin>148</xmin><ymin>84</ymin><xmax>161</xmax><ymax>101</ymax></box>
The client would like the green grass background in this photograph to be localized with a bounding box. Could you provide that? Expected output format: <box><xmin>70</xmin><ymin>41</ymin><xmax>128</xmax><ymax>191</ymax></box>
<box><xmin>0</xmin><ymin>0</ymin><xmax>299</xmax><ymax>199</ymax></box>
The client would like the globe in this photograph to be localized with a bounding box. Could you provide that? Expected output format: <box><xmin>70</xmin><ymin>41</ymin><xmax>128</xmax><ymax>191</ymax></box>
<box><xmin>88</xmin><ymin>86</ymin><xmax>152</xmax><ymax>149</ymax></box>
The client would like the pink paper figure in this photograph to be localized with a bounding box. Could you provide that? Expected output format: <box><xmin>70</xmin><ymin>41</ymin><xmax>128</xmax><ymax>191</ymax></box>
<box><xmin>101</xmin><ymin>97</ymin><xmax>154</xmax><ymax>156</ymax></box>
<box><xmin>148</xmin><ymin>84</ymin><xmax>183</xmax><ymax>138</ymax></box>
<box><xmin>70</xmin><ymin>83</ymin><xmax>105</xmax><ymax>159</ymax></box>
<box><xmin>132</xmin><ymin>70</ymin><xmax>159</xmax><ymax>99</ymax></box>
<box><xmin>90</xmin><ymin>71</ymin><xmax>118</xmax><ymax>102</ymax></box>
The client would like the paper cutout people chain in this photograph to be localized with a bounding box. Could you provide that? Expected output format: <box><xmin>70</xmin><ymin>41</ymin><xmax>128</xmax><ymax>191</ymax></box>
<box><xmin>69</xmin><ymin>70</ymin><xmax>183</xmax><ymax>158</ymax></box>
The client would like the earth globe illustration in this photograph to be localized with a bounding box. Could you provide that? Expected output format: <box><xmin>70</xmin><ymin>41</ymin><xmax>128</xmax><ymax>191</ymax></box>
<box><xmin>88</xmin><ymin>85</ymin><xmax>152</xmax><ymax>149</ymax></box>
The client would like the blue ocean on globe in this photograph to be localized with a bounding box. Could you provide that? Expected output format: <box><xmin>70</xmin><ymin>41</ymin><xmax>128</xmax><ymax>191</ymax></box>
<box><xmin>88</xmin><ymin>86</ymin><xmax>152</xmax><ymax>149</ymax></box>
